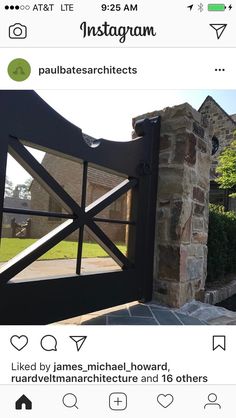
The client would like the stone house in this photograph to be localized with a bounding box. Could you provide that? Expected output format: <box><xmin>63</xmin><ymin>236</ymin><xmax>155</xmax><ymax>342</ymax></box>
<box><xmin>30</xmin><ymin>134</ymin><xmax>128</xmax><ymax>243</ymax></box>
<box><xmin>199</xmin><ymin>96</ymin><xmax>236</xmax><ymax>209</ymax></box>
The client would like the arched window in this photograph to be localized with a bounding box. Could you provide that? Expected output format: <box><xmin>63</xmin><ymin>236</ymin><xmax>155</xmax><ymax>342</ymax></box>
<box><xmin>212</xmin><ymin>136</ymin><xmax>219</xmax><ymax>155</ymax></box>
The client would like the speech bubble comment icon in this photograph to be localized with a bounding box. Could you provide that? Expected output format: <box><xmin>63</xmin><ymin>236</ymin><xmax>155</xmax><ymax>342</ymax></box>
<box><xmin>40</xmin><ymin>335</ymin><xmax>57</xmax><ymax>351</ymax></box>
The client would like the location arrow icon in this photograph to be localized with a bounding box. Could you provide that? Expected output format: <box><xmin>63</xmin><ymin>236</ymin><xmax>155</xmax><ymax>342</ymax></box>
<box><xmin>210</xmin><ymin>24</ymin><xmax>227</xmax><ymax>39</ymax></box>
<box><xmin>70</xmin><ymin>336</ymin><xmax>87</xmax><ymax>351</ymax></box>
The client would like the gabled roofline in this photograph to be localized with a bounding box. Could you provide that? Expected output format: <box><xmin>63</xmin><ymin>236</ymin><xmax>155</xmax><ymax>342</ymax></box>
<box><xmin>198</xmin><ymin>95</ymin><xmax>236</xmax><ymax>126</ymax></box>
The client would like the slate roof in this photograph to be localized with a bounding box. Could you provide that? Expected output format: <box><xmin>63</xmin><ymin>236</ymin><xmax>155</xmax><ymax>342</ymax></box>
<box><xmin>199</xmin><ymin>95</ymin><xmax>236</xmax><ymax>126</ymax></box>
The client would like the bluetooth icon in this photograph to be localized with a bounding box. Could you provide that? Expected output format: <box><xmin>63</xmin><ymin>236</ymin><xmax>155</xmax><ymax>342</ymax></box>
<box><xmin>198</xmin><ymin>3</ymin><xmax>204</xmax><ymax>12</ymax></box>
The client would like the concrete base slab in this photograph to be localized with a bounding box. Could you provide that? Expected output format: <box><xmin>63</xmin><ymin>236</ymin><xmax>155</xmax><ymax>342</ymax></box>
<box><xmin>0</xmin><ymin>258</ymin><xmax>120</xmax><ymax>281</ymax></box>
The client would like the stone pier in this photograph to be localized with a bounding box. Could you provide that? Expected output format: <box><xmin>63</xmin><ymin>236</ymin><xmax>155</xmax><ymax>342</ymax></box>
<box><xmin>133</xmin><ymin>103</ymin><xmax>212</xmax><ymax>307</ymax></box>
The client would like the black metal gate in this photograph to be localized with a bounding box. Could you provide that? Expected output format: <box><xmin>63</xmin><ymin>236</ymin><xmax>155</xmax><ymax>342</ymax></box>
<box><xmin>0</xmin><ymin>91</ymin><xmax>160</xmax><ymax>324</ymax></box>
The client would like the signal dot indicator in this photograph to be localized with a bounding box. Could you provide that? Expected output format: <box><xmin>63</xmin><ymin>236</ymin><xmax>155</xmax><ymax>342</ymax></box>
<box><xmin>5</xmin><ymin>5</ymin><xmax>20</xmax><ymax>10</ymax></box>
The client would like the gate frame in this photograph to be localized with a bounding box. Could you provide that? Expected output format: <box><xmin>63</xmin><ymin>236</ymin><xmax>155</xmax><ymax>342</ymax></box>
<box><xmin>0</xmin><ymin>90</ymin><xmax>160</xmax><ymax>324</ymax></box>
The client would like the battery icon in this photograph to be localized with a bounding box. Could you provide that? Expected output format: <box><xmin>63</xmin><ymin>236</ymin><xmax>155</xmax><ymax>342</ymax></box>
<box><xmin>208</xmin><ymin>4</ymin><xmax>226</xmax><ymax>11</ymax></box>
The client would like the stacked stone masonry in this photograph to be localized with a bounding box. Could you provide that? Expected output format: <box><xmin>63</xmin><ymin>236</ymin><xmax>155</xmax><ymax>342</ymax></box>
<box><xmin>133</xmin><ymin>103</ymin><xmax>212</xmax><ymax>307</ymax></box>
<box><xmin>199</xmin><ymin>96</ymin><xmax>236</xmax><ymax>179</ymax></box>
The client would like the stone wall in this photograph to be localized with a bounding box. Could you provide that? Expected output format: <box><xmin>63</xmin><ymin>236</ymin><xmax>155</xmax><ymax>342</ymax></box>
<box><xmin>133</xmin><ymin>103</ymin><xmax>212</xmax><ymax>307</ymax></box>
<box><xmin>199</xmin><ymin>96</ymin><xmax>236</xmax><ymax>179</ymax></box>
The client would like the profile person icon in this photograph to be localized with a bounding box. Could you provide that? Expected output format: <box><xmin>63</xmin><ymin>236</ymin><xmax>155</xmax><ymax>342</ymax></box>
<box><xmin>204</xmin><ymin>393</ymin><xmax>221</xmax><ymax>409</ymax></box>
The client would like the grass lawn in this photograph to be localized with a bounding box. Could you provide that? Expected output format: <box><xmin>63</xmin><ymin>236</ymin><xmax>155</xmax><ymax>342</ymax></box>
<box><xmin>0</xmin><ymin>238</ymin><xmax>126</xmax><ymax>263</ymax></box>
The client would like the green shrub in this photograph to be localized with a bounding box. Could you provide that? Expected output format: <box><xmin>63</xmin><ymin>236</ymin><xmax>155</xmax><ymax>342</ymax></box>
<box><xmin>207</xmin><ymin>204</ymin><xmax>236</xmax><ymax>282</ymax></box>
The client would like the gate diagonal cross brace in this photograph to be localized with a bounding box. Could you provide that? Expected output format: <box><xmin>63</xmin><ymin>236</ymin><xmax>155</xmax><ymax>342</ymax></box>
<box><xmin>0</xmin><ymin>138</ymin><xmax>137</xmax><ymax>283</ymax></box>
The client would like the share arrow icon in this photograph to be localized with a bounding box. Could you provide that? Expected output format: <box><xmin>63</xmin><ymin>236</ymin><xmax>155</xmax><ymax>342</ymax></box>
<box><xmin>210</xmin><ymin>24</ymin><xmax>227</xmax><ymax>39</ymax></box>
<box><xmin>70</xmin><ymin>336</ymin><xmax>87</xmax><ymax>351</ymax></box>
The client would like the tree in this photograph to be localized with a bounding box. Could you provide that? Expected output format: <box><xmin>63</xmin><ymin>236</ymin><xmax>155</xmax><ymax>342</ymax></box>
<box><xmin>13</xmin><ymin>178</ymin><xmax>32</xmax><ymax>200</ymax></box>
<box><xmin>4</xmin><ymin>176</ymin><xmax>14</xmax><ymax>197</ymax></box>
<box><xmin>216</xmin><ymin>135</ymin><xmax>236</xmax><ymax>198</ymax></box>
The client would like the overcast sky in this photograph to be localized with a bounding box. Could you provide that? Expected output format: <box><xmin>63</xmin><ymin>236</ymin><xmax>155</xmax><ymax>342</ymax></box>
<box><xmin>6</xmin><ymin>89</ymin><xmax>236</xmax><ymax>185</ymax></box>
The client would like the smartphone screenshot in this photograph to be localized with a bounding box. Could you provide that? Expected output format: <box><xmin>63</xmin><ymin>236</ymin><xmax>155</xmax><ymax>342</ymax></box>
<box><xmin>0</xmin><ymin>0</ymin><xmax>235</xmax><ymax>416</ymax></box>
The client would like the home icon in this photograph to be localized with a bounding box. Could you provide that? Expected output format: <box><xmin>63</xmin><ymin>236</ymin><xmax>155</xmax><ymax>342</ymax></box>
<box><xmin>15</xmin><ymin>395</ymin><xmax>32</xmax><ymax>410</ymax></box>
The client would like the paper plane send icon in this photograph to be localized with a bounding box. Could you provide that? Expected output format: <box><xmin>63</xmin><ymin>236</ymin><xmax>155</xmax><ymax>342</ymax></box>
<box><xmin>70</xmin><ymin>336</ymin><xmax>87</xmax><ymax>351</ymax></box>
<box><xmin>210</xmin><ymin>24</ymin><xmax>227</xmax><ymax>39</ymax></box>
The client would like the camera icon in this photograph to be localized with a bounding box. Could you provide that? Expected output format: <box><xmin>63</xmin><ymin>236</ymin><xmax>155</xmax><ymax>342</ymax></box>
<box><xmin>9</xmin><ymin>23</ymin><xmax>27</xmax><ymax>39</ymax></box>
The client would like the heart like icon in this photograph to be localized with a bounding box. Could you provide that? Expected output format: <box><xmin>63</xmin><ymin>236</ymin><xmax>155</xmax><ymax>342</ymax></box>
<box><xmin>157</xmin><ymin>394</ymin><xmax>174</xmax><ymax>408</ymax></box>
<box><xmin>10</xmin><ymin>335</ymin><xmax>28</xmax><ymax>351</ymax></box>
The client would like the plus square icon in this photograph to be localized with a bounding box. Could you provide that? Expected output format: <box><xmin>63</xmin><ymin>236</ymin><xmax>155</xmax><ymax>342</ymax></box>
<box><xmin>109</xmin><ymin>393</ymin><xmax>127</xmax><ymax>411</ymax></box>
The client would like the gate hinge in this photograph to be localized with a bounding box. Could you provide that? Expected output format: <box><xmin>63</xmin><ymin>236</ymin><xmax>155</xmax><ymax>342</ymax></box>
<box><xmin>137</xmin><ymin>161</ymin><xmax>152</xmax><ymax>176</ymax></box>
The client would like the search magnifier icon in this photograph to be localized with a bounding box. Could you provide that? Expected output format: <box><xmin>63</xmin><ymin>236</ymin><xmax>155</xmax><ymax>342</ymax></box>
<box><xmin>62</xmin><ymin>393</ymin><xmax>78</xmax><ymax>409</ymax></box>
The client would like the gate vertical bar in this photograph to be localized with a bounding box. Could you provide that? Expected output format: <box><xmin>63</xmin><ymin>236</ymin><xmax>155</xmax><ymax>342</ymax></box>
<box><xmin>142</xmin><ymin>117</ymin><xmax>160</xmax><ymax>300</ymax></box>
<box><xmin>128</xmin><ymin>117</ymin><xmax>161</xmax><ymax>301</ymax></box>
<box><xmin>76</xmin><ymin>161</ymin><xmax>88</xmax><ymax>275</ymax></box>
<box><xmin>0</xmin><ymin>138</ymin><xmax>8</xmax><ymax>243</ymax></box>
